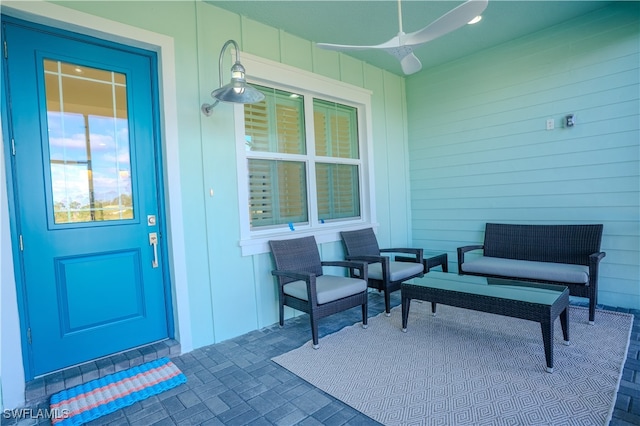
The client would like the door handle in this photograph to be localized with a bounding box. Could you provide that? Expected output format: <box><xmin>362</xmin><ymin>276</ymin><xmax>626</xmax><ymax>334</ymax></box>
<box><xmin>149</xmin><ymin>232</ymin><xmax>159</xmax><ymax>268</ymax></box>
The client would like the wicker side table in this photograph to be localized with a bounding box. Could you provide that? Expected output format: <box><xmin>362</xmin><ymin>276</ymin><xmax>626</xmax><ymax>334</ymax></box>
<box><xmin>396</xmin><ymin>250</ymin><xmax>448</xmax><ymax>273</ymax></box>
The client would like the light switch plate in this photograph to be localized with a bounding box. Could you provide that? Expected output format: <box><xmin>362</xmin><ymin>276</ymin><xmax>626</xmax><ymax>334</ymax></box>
<box><xmin>546</xmin><ymin>118</ymin><xmax>554</xmax><ymax>130</ymax></box>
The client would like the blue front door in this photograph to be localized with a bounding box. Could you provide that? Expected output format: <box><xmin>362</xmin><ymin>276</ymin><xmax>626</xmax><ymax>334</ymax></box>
<box><xmin>2</xmin><ymin>18</ymin><xmax>171</xmax><ymax>378</ymax></box>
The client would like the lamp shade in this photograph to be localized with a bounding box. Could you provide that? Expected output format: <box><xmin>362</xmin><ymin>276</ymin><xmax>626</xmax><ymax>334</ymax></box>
<box><xmin>211</xmin><ymin>83</ymin><xmax>265</xmax><ymax>104</ymax></box>
<box><xmin>211</xmin><ymin>62</ymin><xmax>265</xmax><ymax>104</ymax></box>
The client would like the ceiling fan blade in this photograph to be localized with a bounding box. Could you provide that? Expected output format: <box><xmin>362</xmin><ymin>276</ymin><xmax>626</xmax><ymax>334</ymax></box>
<box><xmin>319</xmin><ymin>38</ymin><xmax>422</xmax><ymax>75</ymax></box>
<box><xmin>399</xmin><ymin>52</ymin><xmax>422</xmax><ymax>75</ymax></box>
<box><xmin>405</xmin><ymin>0</ymin><xmax>488</xmax><ymax>46</ymax></box>
<box><xmin>316</xmin><ymin>34</ymin><xmax>402</xmax><ymax>52</ymax></box>
<box><xmin>316</xmin><ymin>42</ymin><xmax>373</xmax><ymax>52</ymax></box>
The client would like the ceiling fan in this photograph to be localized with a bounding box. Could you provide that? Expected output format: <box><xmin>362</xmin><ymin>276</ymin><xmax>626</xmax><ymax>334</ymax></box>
<box><xmin>316</xmin><ymin>0</ymin><xmax>488</xmax><ymax>75</ymax></box>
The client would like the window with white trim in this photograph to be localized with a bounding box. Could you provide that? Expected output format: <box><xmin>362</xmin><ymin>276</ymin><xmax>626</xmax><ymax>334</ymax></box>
<box><xmin>236</xmin><ymin>54</ymin><xmax>374</xmax><ymax>256</ymax></box>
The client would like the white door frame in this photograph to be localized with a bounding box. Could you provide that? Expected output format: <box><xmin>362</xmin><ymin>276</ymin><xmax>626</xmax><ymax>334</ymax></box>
<box><xmin>0</xmin><ymin>0</ymin><xmax>192</xmax><ymax>409</ymax></box>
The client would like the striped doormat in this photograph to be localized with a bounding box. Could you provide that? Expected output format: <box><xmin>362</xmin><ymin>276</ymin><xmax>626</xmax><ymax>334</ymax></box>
<box><xmin>49</xmin><ymin>357</ymin><xmax>186</xmax><ymax>425</ymax></box>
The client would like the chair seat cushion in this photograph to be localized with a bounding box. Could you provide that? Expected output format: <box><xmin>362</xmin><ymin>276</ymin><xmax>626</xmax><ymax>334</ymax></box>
<box><xmin>366</xmin><ymin>261</ymin><xmax>424</xmax><ymax>282</ymax></box>
<box><xmin>284</xmin><ymin>275</ymin><xmax>367</xmax><ymax>304</ymax></box>
<box><xmin>461</xmin><ymin>257</ymin><xmax>589</xmax><ymax>284</ymax></box>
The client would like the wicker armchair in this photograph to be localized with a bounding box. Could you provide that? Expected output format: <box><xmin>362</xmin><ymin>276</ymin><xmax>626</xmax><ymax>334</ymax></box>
<box><xmin>340</xmin><ymin>228</ymin><xmax>424</xmax><ymax>316</ymax></box>
<box><xmin>269</xmin><ymin>236</ymin><xmax>369</xmax><ymax>349</ymax></box>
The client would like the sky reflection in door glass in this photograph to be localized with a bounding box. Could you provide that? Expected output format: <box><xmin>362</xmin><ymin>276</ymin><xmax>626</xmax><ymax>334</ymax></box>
<box><xmin>44</xmin><ymin>59</ymin><xmax>133</xmax><ymax>224</ymax></box>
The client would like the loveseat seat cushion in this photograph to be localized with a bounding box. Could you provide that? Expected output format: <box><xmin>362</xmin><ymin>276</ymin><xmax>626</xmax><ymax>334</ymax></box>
<box><xmin>461</xmin><ymin>257</ymin><xmax>589</xmax><ymax>284</ymax></box>
<box><xmin>284</xmin><ymin>275</ymin><xmax>367</xmax><ymax>304</ymax></box>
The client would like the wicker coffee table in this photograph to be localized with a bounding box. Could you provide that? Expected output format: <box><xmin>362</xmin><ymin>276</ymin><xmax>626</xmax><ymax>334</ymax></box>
<box><xmin>401</xmin><ymin>272</ymin><xmax>570</xmax><ymax>373</ymax></box>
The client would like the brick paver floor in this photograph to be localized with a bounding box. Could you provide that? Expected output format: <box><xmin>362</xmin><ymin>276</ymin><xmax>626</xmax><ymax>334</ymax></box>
<box><xmin>2</xmin><ymin>290</ymin><xmax>639</xmax><ymax>426</ymax></box>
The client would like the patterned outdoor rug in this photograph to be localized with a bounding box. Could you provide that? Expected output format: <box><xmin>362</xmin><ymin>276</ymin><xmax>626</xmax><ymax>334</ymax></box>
<box><xmin>273</xmin><ymin>304</ymin><xmax>632</xmax><ymax>425</ymax></box>
<box><xmin>49</xmin><ymin>357</ymin><xmax>186</xmax><ymax>425</ymax></box>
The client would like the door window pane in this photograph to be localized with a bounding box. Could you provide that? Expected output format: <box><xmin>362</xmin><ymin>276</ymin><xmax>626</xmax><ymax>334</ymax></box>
<box><xmin>44</xmin><ymin>60</ymin><xmax>133</xmax><ymax>224</ymax></box>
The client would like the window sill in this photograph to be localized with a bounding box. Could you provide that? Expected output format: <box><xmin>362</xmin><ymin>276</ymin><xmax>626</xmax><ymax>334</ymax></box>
<box><xmin>239</xmin><ymin>221</ymin><xmax>378</xmax><ymax>256</ymax></box>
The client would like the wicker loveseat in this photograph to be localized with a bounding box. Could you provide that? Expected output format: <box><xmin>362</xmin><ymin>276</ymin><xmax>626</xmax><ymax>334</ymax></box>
<box><xmin>457</xmin><ymin>223</ymin><xmax>605</xmax><ymax>324</ymax></box>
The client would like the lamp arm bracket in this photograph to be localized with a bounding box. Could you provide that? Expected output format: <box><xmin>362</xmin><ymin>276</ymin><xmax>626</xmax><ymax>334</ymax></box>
<box><xmin>201</xmin><ymin>100</ymin><xmax>220</xmax><ymax>116</ymax></box>
<box><xmin>218</xmin><ymin>39</ymin><xmax>240</xmax><ymax>87</ymax></box>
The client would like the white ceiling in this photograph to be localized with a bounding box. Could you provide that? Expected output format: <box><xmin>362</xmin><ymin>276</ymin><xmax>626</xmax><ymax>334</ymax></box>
<box><xmin>208</xmin><ymin>0</ymin><xmax>614</xmax><ymax>75</ymax></box>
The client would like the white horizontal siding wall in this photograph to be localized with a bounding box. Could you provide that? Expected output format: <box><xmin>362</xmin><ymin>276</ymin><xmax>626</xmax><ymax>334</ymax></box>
<box><xmin>406</xmin><ymin>2</ymin><xmax>639</xmax><ymax>309</ymax></box>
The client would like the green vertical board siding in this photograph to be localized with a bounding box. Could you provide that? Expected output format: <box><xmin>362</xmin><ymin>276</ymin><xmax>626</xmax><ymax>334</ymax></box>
<box><xmin>193</xmin><ymin>2</ymin><xmax>241</xmax><ymax>347</ymax></box>
<box><xmin>364</xmin><ymin>65</ymin><xmax>389</xmax><ymax>237</ymax></box>
<box><xmin>242</xmin><ymin>17</ymin><xmax>281</xmax><ymax>63</ymax></box>
<box><xmin>406</xmin><ymin>2</ymin><xmax>640</xmax><ymax>309</ymax></box>
<box><xmin>280</xmin><ymin>32</ymin><xmax>314</xmax><ymax>72</ymax></box>
<box><xmin>339</xmin><ymin>54</ymin><xmax>365</xmax><ymax>88</ymax></box>
<box><xmin>361</xmin><ymin>66</ymin><xmax>414</xmax><ymax>248</ymax></box>
<box><xmin>312</xmin><ymin>47</ymin><xmax>341</xmax><ymax>80</ymax></box>
<box><xmin>253</xmin><ymin>252</ymin><xmax>280</xmax><ymax>328</ymax></box>
<box><xmin>197</xmin><ymin>6</ymin><xmax>261</xmax><ymax>342</ymax></box>
<box><xmin>382</xmin><ymin>72</ymin><xmax>411</xmax><ymax>247</ymax></box>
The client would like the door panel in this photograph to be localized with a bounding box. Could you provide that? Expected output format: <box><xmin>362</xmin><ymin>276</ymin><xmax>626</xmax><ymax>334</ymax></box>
<box><xmin>56</xmin><ymin>250</ymin><xmax>145</xmax><ymax>333</ymax></box>
<box><xmin>3</xmin><ymin>19</ymin><xmax>170</xmax><ymax>377</ymax></box>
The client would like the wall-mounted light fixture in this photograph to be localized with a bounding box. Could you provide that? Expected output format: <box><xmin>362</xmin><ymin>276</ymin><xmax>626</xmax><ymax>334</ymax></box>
<box><xmin>201</xmin><ymin>39</ymin><xmax>265</xmax><ymax>116</ymax></box>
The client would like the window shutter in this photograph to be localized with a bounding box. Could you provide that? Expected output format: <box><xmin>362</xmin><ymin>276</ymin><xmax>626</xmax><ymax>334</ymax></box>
<box><xmin>316</xmin><ymin>163</ymin><xmax>360</xmax><ymax>221</ymax></box>
<box><xmin>244</xmin><ymin>101</ymin><xmax>269</xmax><ymax>152</ymax></box>
<box><xmin>275</xmin><ymin>103</ymin><xmax>304</xmax><ymax>154</ymax></box>
<box><xmin>314</xmin><ymin>110</ymin><xmax>328</xmax><ymax>157</ymax></box>
<box><xmin>314</xmin><ymin>99</ymin><xmax>358</xmax><ymax>159</ymax></box>
<box><xmin>248</xmin><ymin>159</ymin><xmax>308</xmax><ymax>228</ymax></box>
<box><xmin>245</xmin><ymin>86</ymin><xmax>304</xmax><ymax>154</ymax></box>
<box><xmin>277</xmin><ymin>161</ymin><xmax>308</xmax><ymax>223</ymax></box>
<box><xmin>248</xmin><ymin>159</ymin><xmax>273</xmax><ymax>227</ymax></box>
